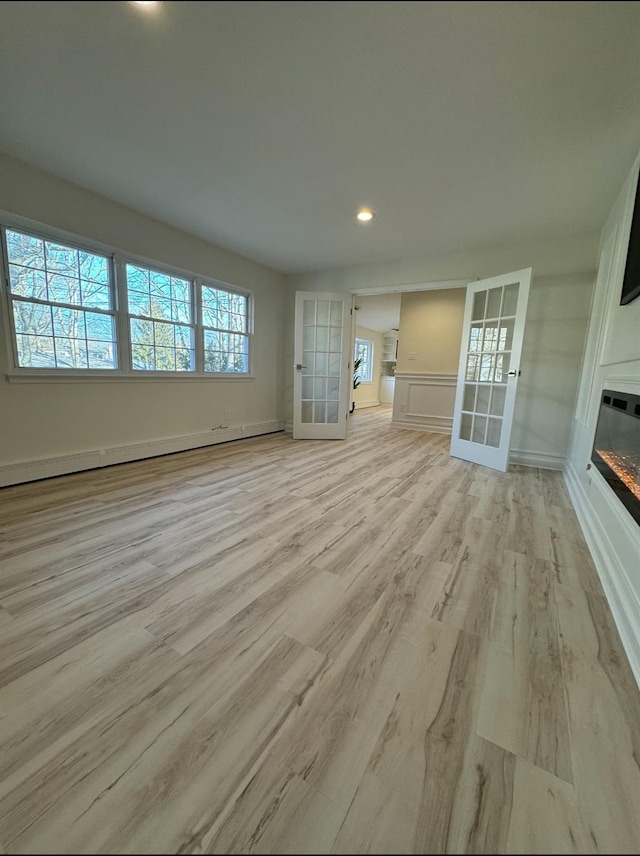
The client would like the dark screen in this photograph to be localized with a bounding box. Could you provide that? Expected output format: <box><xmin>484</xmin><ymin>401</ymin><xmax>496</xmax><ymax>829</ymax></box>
<box><xmin>621</xmin><ymin>176</ymin><xmax>640</xmax><ymax>305</ymax></box>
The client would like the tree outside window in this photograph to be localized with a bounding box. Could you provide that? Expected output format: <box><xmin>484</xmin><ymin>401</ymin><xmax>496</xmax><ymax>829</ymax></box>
<box><xmin>126</xmin><ymin>264</ymin><xmax>194</xmax><ymax>372</ymax></box>
<box><xmin>6</xmin><ymin>229</ymin><xmax>116</xmax><ymax>370</ymax></box>
<box><xmin>3</xmin><ymin>224</ymin><xmax>252</xmax><ymax>376</ymax></box>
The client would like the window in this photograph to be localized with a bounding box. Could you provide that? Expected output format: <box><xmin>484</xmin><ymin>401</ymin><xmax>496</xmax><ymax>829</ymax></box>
<box><xmin>202</xmin><ymin>285</ymin><xmax>249</xmax><ymax>373</ymax></box>
<box><xmin>5</xmin><ymin>229</ymin><xmax>117</xmax><ymax>369</ymax></box>
<box><xmin>354</xmin><ymin>338</ymin><xmax>373</xmax><ymax>383</ymax></box>
<box><xmin>1</xmin><ymin>220</ymin><xmax>253</xmax><ymax>379</ymax></box>
<box><xmin>126</xmin><ymin>263</ymin><xmax>195</xmax><ymax>371</ymax></box>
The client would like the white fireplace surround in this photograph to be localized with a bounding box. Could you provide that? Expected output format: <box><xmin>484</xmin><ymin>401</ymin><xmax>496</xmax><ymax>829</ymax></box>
<box><xmin>563</xmin><ymin>152</ymin><xmax>640</xmax><ymax>688</ymax></box>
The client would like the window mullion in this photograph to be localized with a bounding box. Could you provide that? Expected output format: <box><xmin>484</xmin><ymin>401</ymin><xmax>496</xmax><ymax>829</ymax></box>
<box><xmin>0</xmin><ymin>226</ymin><xmax>20</xmax><ymax>371</ymax></box>
<box><xmin>10</xmin><ymin>294</ymin><xmax>115</xmax><ymax>316</ymax></box>
<box><xmin>129</xmin><ymin>313</ymin><xmax>186</xmax><ymax>327</ymax></box>
<box><xmin>194</xmin><ymin>277</ymin><xmax>203</xmax><ymax>373</ymax></box>
<box><xmin>113</xmin><ymin>254</ymin><xmax>131</xmax><ymax>372</ymax></box>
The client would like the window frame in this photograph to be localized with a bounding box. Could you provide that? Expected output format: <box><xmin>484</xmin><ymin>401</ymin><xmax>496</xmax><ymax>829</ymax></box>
<box><xmin>354</xmin><ymin>337</ymin><xmax>374</xmax><ymax>384</ymax></box>
<box><xmin>201</xmin><ymin>280</ymin><xmax>253</xmax><ymax>375</ymax></box>
<box><xmin>124</xmin><ymin>258</ymin><xmax>197</xmax><ymax>374</ymax></box>
<box><xmin>0</xmin><ymin>213</ymin><xmax>254</xmax><ymax>382</ymax></box>
<box><xmin>2</xmin><ymin>222</ymin><xmax>119</xmax><ymax>373</ymax></box>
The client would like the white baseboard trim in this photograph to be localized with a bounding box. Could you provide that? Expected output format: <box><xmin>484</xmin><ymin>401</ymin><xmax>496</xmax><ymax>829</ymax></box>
<box><xmin>391</xmin><ymin>416</ymin><xmax>453</xmax><ymax>435</ymax></box>
<box><xmin>564</xmin><ymin>461</ymin><xmax>640</xmax><ymax>689</ymax></box>
<box><xmin>354</xmin><ymin>399</ymin><xmax>380</xmax><ymax>410</ymax></box>
<box><xmin>509</xmin><ymin>449</ymin><xmax>566</xmax><ymax>470</ymax></box>
<box><xmin>0</xmin><ymin>420</ymin><xmax>285</xmax><ymax>487</ymax></box>
<box><xmin>284</xmin><ymin>420</ymin><xmax>293</xmax><ymax>434</ymax></box>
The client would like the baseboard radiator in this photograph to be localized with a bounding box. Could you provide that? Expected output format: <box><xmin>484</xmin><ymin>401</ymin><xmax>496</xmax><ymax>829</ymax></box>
<box><xmin>0</xmin><ymin>420</ymin><xmax>285</xmax><ymax>487</ymax></box>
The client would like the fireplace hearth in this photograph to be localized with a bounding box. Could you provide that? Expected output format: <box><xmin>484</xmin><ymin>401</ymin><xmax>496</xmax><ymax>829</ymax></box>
<box><xmin>591</xmin><ymin>389</ymin><xmax>640</xmax><ymax>526</ymax></box>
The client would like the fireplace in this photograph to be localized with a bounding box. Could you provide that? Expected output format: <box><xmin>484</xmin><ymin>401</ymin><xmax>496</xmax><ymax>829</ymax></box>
<box><xmin>591</xmin><ymin>389</ymin><xmax>640</xmax><ymax>526</ymax></box>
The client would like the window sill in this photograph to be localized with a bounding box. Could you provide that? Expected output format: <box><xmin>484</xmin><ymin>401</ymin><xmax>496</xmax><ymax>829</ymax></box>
<box><xmin>5</xmin><ymin>370</ymin><xmax>256</xmax><ymax>384</ymax></box>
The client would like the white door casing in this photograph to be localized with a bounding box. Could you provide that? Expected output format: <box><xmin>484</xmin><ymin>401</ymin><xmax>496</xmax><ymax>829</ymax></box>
<box><xmin>293</xmin><ymin>291</ymin><xmax>353</xmax><ymax>440</ymax></box>
<box><xmin>450</xmin><ymin>268</ymin><xmax>532</xmax><ymax>471</ymax></box>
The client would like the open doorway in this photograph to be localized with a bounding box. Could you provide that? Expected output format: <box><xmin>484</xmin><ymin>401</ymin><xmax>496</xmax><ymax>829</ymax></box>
<box><xmin>352</xmin><ymin>293</ymin><xmax>401</xmax><ymax>424</ymax></box>
<box><xmin>292</xmin><ymin>269</ymin><xmax>541</xmax><ymax>474</ymax></box>
<box><xmin>348</xmin><ymin>270</ymin><xmax>533</xmax><ymax>476</ymax></box>
<box><xmin>352</xmin><ymin>285</ymin><xmax>468</xmax><ymax>434</ymax></box>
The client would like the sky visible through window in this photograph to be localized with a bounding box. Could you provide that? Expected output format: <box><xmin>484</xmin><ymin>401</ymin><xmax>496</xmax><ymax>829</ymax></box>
<box><xmin>202</xmin><ymin>285</ymin><xmax>249</xmax><ymax>373</ymax></box>
<box><xmin>126</xmin><ymin>263</ymin><xmax>194</xmax><ymax>371</ymax></box>
<box><xmin>7</xmin><ymin>229</ymin><xmax>116</xmax><ymax>369</ymax></box>
<box><xmin>4</xmin><ymin>226</ymin><xmax>252</xmax><ymax>375</ymax></box>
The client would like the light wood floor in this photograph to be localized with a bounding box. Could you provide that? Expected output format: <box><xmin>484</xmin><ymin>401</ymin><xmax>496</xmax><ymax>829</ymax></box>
<box><xmin>1</xmin><ymin>406</ymin><xmax>639</xmax><ymax>854</ymax></box>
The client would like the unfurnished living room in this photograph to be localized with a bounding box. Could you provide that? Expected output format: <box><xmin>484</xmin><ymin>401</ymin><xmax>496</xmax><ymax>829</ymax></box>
<box><xmin>1</xmin><ymin>1</ymin><xmax>640</xmax><ymax>853</ymax></box>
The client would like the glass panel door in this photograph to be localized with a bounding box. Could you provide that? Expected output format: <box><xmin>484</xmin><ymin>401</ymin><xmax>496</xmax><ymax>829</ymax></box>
<box><xmin>293</xmin><ymin>292</ymin><xmax>352</xmax><ymax>440</ymax></box>
<box><xmin>451</xmin><ymin>269</ymin><xmax>532</xmax><ymax>471</ymax></box>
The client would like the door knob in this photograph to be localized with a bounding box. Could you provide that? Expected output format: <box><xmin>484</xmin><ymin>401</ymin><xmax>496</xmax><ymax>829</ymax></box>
<box><xmin>507</xmin><ymin>369</ymin><xmax>520</xmax><ymax>377</ymax></box>
<box><xmin>295</xmin><ymin>363</ymin><xmax>307</xmax><ymax>371</ymax></box>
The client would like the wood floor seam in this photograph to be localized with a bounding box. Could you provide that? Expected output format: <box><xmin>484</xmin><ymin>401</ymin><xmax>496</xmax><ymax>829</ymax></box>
<box><xmin>0</xmin><ymin>406</ymin><xmax>639</xmax><ymax>853</ymax></box>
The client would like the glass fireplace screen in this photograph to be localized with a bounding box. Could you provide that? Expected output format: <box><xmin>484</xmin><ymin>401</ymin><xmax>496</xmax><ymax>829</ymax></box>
<box><xmin>591</xmin><ymin>389</ymin><xmax>640</xmax><ymax>526</ymax></box>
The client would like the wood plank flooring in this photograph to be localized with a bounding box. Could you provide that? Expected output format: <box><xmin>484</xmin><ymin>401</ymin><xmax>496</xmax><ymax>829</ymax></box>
<box><xmin>0</xmin><ymin>406</ymin><xmax>639</xmax><ymax>854</ymax></box>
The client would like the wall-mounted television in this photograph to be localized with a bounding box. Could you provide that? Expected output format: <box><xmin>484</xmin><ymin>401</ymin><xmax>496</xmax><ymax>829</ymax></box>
<box><xmin>620</xmin><ymin>172</ymin><xmax>640</xmax><ymax>305</ymax></box>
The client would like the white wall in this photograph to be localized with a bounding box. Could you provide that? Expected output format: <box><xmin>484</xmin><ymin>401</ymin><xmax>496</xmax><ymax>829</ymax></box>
<box><xmin>565</xmin><ymin>153</ymin><xmax>640</xmax><ymax>686</ymax></box>
<box><xmin>0</xmin><ymin>153</ymin><xmax>285</xmax><ymax>481</ymax></box>
<box><xmin>353</xmin><ymin>325</ymin><xmax>383</xmax><ymax>409</ymax></box>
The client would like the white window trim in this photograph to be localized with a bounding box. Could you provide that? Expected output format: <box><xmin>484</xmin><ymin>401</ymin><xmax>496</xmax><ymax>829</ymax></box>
<box><xmin>355</xmin><ymin>337</ymin><xmax>374</xmax><ymax>384</ymax></box>
<box><xmin>124</xmin><ymin>257</ymin><xmax>198</xmax><ymax>373</ymax></box>
<box><xmin>201</xmin><ymin>281</ymin><xmax>251</xmax><ymax>375</ymax></box>
<box><xmin>0</xmin><ymin>212</ymin><xmax>255</xmax><ymax>382</ymax></box>
<box><xmin>2</xmin><ymin>226</ymin><xmax>119</xmax><ymax>373</ymax></box>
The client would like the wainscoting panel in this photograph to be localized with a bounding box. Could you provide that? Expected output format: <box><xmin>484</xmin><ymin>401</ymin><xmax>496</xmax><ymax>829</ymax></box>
<box><xmin>391</xmin><ymin>372</ymin><xmax>457</xmax><ymax>434</ymax></box>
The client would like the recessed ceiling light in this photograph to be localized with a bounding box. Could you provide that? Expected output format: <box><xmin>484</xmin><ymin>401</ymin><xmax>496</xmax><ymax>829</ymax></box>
<box><xmin>130</xmin><ymin>1</ymin><xmax>160</xmax><ymax>8</ymax></box>
<box><xmin>356</xmin><ymin>208</ymin><xmax>375</xmax><ymax>222</ymax></box>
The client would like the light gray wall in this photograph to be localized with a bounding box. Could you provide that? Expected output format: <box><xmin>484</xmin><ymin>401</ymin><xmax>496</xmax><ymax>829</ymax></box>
<box><xmin>512</xmin><ymin>273</ymin><xmax>594</xmax><ymax>462</ymax></box>
<box><xmin>287</xmin><ymin>233</ymin><xmax>598</xmax><ymax>293</ymax></box>
<box><xmin>0</xmin><ymin>153</ymin><xmax>285</xmax><ymax>467</ymax></box>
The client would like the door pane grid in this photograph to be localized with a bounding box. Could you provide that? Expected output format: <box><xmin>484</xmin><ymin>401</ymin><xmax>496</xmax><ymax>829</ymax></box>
<box><xmin>301</xmin><ymin>298</ymin><xmax>343</xmax><ymax>424</ymax></box>
<box><xmin>459</xmin><ymin>282</ymin><xmax>520</xmax><ymax>447</ymax></box>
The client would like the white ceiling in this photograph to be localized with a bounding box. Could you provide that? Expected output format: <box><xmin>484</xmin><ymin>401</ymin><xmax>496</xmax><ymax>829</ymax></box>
<box><xmin>355</xmin><ymin>293</ymin><xmax>401</xmax><ymax>333</ymax></box>
<box><xmin>1</xmin><ymin>2</ymin><xmax>640</xmax><ymax>274</ymax></box>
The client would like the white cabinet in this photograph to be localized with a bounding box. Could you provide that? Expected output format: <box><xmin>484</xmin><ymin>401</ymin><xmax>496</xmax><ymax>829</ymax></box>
<box><xmin>380</xmin><ymin>376</ymin><xmax>395</xmax><ymax>404</ymax></box>
<box><xmin>380</xmin><ymin>330</ymin><xmax>397</xmax><ymax>405</ymax></box>
<box><xmin>382</xmin><ymin>330</ymin><xmax>398</xmax><ymax>362</ymax></box>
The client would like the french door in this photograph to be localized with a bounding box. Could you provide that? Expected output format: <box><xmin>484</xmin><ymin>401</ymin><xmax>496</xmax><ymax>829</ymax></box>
<box><xmin>450</xmin><ymin>268</ymin><xmax>532</xmax><ymax>471</ymax></box>
<box><xmin>292</xmin><ymin>291</ymin><xmax>353</xmax><ymax>440</ymax></box>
